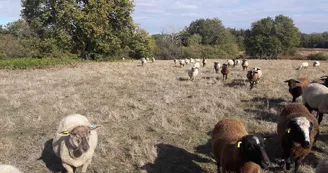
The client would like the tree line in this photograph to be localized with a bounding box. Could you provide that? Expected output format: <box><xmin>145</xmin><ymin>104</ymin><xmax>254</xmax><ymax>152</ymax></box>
<box><xmin>0</xmin><ymin>0</ymin><xmax>327</xmax><ymax>61</ymax></box>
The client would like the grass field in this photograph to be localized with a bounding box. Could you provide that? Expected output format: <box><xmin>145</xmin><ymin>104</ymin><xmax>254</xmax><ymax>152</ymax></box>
<box><xmin>1</xmin><ymin>59</ymin><xmax>328</xmax><ymax>173</ymax></box>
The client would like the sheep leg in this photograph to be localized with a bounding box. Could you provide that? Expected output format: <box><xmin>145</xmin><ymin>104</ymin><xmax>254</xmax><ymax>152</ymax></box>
<box><xmin>304</xmin><ymin>103</ymin><xmax>313</xmax><ymax>113</ymax></box>
<box><xmin>294</xmin><ymin>158</ymin><xmax>301</xmax><ymax>173</ymax></box>
<box><xmin>216</xmin><ymin>162</ymin><xmax>221</xmax><ymax>173</ymax></box>
<box><xmin>62</xmin><ymin>163</ymin><xmax>74</xmax><ymax>173</ymax></box>
<box><xmin>283</xmin><ymin>153</ymin><xmax>291</xmax><ymax>170</ymax></box>
<box><xmin>318</xmin><ymin>112</ymin><xmax>324</xmax><ymax>125</ymax></box>
<box><xmin>81</xmin><ymin>159</ymin><xmax>92</xmax><ymax>173</ymax></box>
<box><xmin>292</xmin><ymin>97</ymin><xmax>296</xmax><ymax>102</ymax></box>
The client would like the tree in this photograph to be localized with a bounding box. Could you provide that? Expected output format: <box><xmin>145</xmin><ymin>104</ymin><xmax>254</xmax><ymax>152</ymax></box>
<box><xmin>244</xmin><ymin>15</ymin><xmax>300</xmax><ymax>58</ymax></box>
<box><xmin>129</xmin><ymin>28</ymin><xmax>154</xmax><ymax>59</ymax></box>
<box><xmin>21</xmin><ymin>0</ymin><xmax>138</xmax><ymax>59</ymax></box>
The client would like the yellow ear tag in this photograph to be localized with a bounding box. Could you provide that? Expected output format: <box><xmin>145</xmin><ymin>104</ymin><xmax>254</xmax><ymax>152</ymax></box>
<box><xmin>287</xmin><ymin>128</ymin><xmax>291</xmax><ymax>134</ymax></box>
<box><xmin>237</xmin><ymin>141</ymin><xmax>242</xmax><ymax>148</ymax></box>
<box><xmin>62</xmin><ymin>130</ymin><xmax>69</xmax><ymax>135</ymax></box>
<box><xmin>264</xmin><ymin>138</ymin><xmax>267</xmax><ymax>141</ymax></box>
<box><xmin>90</xmin><ymin>125</ymin><xmax>96</xmax><ymax>129</ymax></box>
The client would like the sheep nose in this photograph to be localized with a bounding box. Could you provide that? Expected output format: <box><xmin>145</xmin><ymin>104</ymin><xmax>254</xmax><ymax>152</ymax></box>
<box><xmin>303</xmin><ymin>141</ymin><xmax>310</xmax><ymax>149</ymax></box>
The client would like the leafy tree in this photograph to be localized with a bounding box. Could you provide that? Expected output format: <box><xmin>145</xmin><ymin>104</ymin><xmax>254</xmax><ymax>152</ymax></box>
<box><xmin>129</xmin><ymin>28</ymin><xmax>154</xmax><ymax>59</ymax></box>
<box><xmin>21</xmin><ymin>0</ymin><xmax>140</xmax><ymax>59</ymax></box>
<box><xmin>245</xmin><ymin>15</ymin><xmax>300</xmax><ymax>59</ymax></box>
<box><xmin>186</xmin><ymin>34</ymin><xmax>202</xmax><ymax>46</ymax></box>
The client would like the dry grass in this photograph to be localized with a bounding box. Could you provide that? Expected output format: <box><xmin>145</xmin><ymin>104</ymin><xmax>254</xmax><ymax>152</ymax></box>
<box><xmin>1</xmin><ymin>59</ymin><xmax>328</xmax><ymax>173</ymax></box>
<box><xmin>297</xmin><ymin>48</ymin><xmax>328</xmax><ymax>57</ymax></box>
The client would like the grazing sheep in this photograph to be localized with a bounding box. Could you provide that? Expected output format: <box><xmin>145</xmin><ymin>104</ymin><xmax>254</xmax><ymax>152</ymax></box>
<box><xmin>52</xmin><ymin>114</ymin><xmax>101</xmax><ymax>173</ymax></box>
<box><xmin>221</xmin><ymin>63</ymin><xmax>230</xmax><ymax>81</ymax></box>
<box><xmin>241</xmin><ymin>60</ymin><xmax>248</xmax><ymax>71</ymax></box>
<box><xmin>313</xmin><ymin>61</ymin><xmax>320</xmax><ymax>67</ymax></box>
<box><xmin>296</xmin><ymin>62</ymin><xmax>309</xmax><ymax>70</ymax></box>
<box><xmin>188</xmin><ymin>67</ymin><xmax>199</xmax><ymax>81</ymax></box>
<box><xmin>151</xmin><ymin>57</ymin><xmax>155</xmax><ymax>63</ymax></box>
<box><xmin>194</xmin><ymin>62</ymin><xmax>201</xmax><ymax>68</ymax></box>
<box><xmin>195</xmin><ymin>59</ymin><xmax>201</xmax><ymax>62</ymax></box>
<box><xmin>277</xmin><ymin>103</ymin><xmax>319</xmax><ymax>173</ymax></box>
<box><xmin>190</xmin><ymin>58</ymin><xmax>195</xmax><ymax>63</ymax></box>
<box><xmin>316</xmin><ymin>157</ymin><xmax>328</xmax><ymax>173</ymax></box>
<box><xmin>179</xmin><ymin>59</ymin><xmax>185</xmax><ymax>67</ymax></box>
<box><xmin>214</xmin><ymin>62</ymin><xmax>221</xmax><ymax>74</ymax></box>
<box><xmin>227</xmin><ymin>59</ymin><xmax>234</xmax><ymax>67</ymax></box>
<box><xmin>247</xmin><ymin>69</ymin><xmax>261</xmax><ymax>90</ymax></box>
<box><xmin>174</xmin><ymin>59</ymin><xmax>177</xmax><ymax>66</ymax></box>
<box><xmin>233</xmin><ymin>59</ymin><xmax>241</xmax><ymax>67</ymax></box>
<box><xmin>212</xmin><ymin>118</ymin><xmax>270</xmax><ymax>173</ymax></box>
<box><xmin>202</xmin><ymin>58</ymin><xmax>207</xmax><ymax>67</ymax></box>
<box><xmin>185</xmin><ymin>59</ymin><xmax>190</xmax><ymax>64</ymax></box>
<box><xmin>284</xmin><ymin>77</ymin><xmax>310</xmax><ymax>102</ymax></box>
<box><xmin>302</xmin><ymin>83</ymin><xmax>328</xmax><ymax>124</ymax></box>
<box><xmin>141</xmin><ymin>58</ymin><xmax>147</xmax><ymax>67</ymax></box>
<box><xmin>0</xmin><ymin>165</ymin><xmax>22</xmax><ymax>173</ymax></box>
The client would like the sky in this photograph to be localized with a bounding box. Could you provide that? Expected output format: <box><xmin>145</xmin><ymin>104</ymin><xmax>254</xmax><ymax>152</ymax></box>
<box><xmin>1</xmin><ymin>0</ymin><xmax>328</xmax><ymax>34</ymax></box>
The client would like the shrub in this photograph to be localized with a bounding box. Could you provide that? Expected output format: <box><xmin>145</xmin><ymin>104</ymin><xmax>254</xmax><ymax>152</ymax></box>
<box><xmin>307</xmin><ymin>53</ymin><xmax>328</xmax><ymax>60</ymax></box>
<box><xmin>0</xmin><ymin>57</ymin><xmax>79</xmax><ymax>69</ymax></box>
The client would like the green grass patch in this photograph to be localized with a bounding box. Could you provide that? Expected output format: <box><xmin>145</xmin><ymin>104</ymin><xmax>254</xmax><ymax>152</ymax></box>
<box><xmin>307</xmin><ymin>52</ymin><xmax>328</xmax><ymax>60</ymax></box>
<box><xmin>0</xmin><ymin>57</ymin><xmax>80</xmax><ymax>69</ymax></box>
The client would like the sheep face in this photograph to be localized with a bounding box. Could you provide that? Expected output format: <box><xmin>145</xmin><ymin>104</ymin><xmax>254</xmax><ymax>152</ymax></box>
<box><xmin>239</xmin><ymin>135</ymin><xmax>270</xmax><ymax>169</ymax></box>
<box><xmin>61</xmin><ymin>125</ymin><xmax>100</xmax><ymax>155</ymax></box>
<box><xmin>287</xmin><ymin>117</ymin><xmax>313</xmax><ymax>149</ymax></box>
<box><xmin>284</xmin><ymin>79</ymin><xmax>301</xmax><ymax>89</ymax></box>
<box><xmin>320</xmin><ymin>76</ymin><xmax>328</xmax><ymax>87</ymax></box>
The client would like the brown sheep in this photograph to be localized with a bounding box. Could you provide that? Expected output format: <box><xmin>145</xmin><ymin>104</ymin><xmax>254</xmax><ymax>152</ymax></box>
<box><xmin>284</xmin><ymin>77</ymin><xmax>310</xmax><ymax>102</ymax></box>
<box><xmin>277</xmin><ymin>103</ymin><xmax>319</xmax><ymax>173</ymax></box>
<box><xmin>212</xmin><ymin>118</ymin><xmax>270</xmax><ymax>173</ymax></box>
<box><xmin>221</xmin><ymin>63</ymin><xmax>230</xmax><ymax>81</ymax></box>
<box><xmin>247</xmin><ymin>70</ymin><xmax>261</xmax><ymax>90</ymax></box>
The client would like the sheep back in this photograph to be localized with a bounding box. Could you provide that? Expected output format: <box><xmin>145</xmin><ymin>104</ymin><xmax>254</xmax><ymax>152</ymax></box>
<box><xmin>302</xmin><ymin>83</ymin><xmax>328</xmax><ymax>112</ymax></box>
<box><xmin>277</xmin><ymin>103</ymin><xmax>319</xmax><ymax>160</ymax></box>
<box><xmin>0</xmin><ymin>165</ymin><xmax>22</xmax><ymax>173</ymax></box>
<box><xmin>52</xmin><ymin>114</ymin><xmax>98</xmax><ymax>168</ymax></box>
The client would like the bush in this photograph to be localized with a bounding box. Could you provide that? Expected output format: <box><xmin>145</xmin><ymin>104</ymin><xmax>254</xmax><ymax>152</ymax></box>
<box><xmin>0</xmin><ymin>57</ymin><xmax>79</xmax><ymax>69</ymax></box>
<box><xmin>180</xmin><ymin>44</ymin><xmax>239</xmax><ymax>59</ymax></box>
<box><xmin>307</xmin><ymin>53</ymin><xmax>328</xmax><ymax>60</ymax></box>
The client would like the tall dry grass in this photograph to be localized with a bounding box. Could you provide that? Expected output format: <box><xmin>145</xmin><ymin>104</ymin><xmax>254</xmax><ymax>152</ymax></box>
<box><xmin>0</xmin><ymin>59</ymin><xmax>328</xmax><ymax>173</ymax></box>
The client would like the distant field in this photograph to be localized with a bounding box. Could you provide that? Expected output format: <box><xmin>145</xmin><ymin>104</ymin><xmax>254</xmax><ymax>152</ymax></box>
<box><xmin>1</xmin><ymin>60</ymin><xmax>328</xmax><ymax>173</ymax></box>
<box><xmin>297</xmin><ymin>48</ymin><xmax>328</xmax><ymax>57</ymax></box>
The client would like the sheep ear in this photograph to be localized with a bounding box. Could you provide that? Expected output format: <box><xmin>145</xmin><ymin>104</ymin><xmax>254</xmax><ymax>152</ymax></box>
<box><xmin>237</xmin><ymin>141</ymin><xmax>242</xmax><ymax>148</ymax></box>
<box><xmin>320</xmin><ymin>76</ymin><xmax>328</xmax><ymax>80</ymax></box>
<box><xmin>59</xmin><ymin>130</ymin><xmax>70</xmax><ymax>136</ymax></box>
<box><xmin>90</xmin><ymin>125</ymin><xmax>101</xmax><ymax>130</ymax></box>
<box><xmin>295</xmin><ymin>80</ymin><xmax>301</xmax><ymax>83</ymax></box>
<box><xmin>284</xmin><ymin>80</ymin><xmax>290</xmax><ymax>83</ymax></box>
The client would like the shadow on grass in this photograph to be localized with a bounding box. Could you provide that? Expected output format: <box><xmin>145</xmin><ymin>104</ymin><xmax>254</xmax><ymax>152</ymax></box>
<box><xmin>224</xmin><ymin>79</ymin><xmax>247</xmax><ymax>87</ymax></box>
<box><xmin>141</xmin><ymin>143</ymin><xmax>211</xmax><ymax>173</ymax></box>
<box><xmin>195</xmin><ymin>131</ymin><xmax>214</xmax><ymax>159</ymax></box>
<box><xmin>177</xmin><ymin>77</ymin><xmax>190</xmax><ymax>81</ymax></box>
<box><xmin>38</xmin><ymin>138</ymin><xmax>65</xmax><ymax>173</ymax></box>
<box><xmin>241</xmin><ymin>97</ymin><xmax>287</xmax><ymax>123</ymax></box>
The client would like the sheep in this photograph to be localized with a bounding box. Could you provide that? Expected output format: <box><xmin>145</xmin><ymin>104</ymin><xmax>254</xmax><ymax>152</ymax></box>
<box><xmin>151</xmin><ymin>57</ymin><xmax>155</xmax><ymax>63</ymax></box>
<box><xmin>252</xmin><ymin>67</ymin><xmax>262</xmax><ymax>82</ymax></box>
<box><xmin>185</xmin><ymin>58</ymin><xmax>190</xmax><ymax>64</ymax></box>
<box><xmin>302</xmin><ymin>83</ymin><xmax>328</xmax><ymax>124</ymax></box>
<box><xmin>233</xmin><ymin>59</ymin><xmax>240</xmax><ymax>67</ymax></box>
<box><xmin>319</xmin><ymin>76</ymin><xmax>328</xmax><ymax>87</ymax></box>
<box><xmin>212</xmin><ymin>117</ymin><xmax>270</xmax><ymax>173</ymax></box>
<box><xmin>227</xmin><ymin>59</ymin><xmax>234</xmax><ymax>67</ymax></box>
<box><xmin>313</xmin><ymin>61</ymin><xmax>320</xmax><ymax>67</ymax></box>
<box><xmin>141</xmin><ymin>58</ymin><xmax>147</xmax><ymax>67</ymax></box>
<box><xmin>214</xmin><ymin>62</ymin><xmax>221</xmax><ymax>74</ymax></box>
<box><xmin>194</xmin><ymin>62</ymin><xmax>201</xmax><ymax>68</ymax></box>
<box><xmin>202</xmin><ymin>58</ymin><xmax>207</xmax><ymax>67</ymax></box>
<box><xmin>195</xmin><ymin>59</ymin><xmax>201</xmax><ymax>62</ymax></box>
<box><xmin>0</xmin><ymin>165</ymin><xmax>22</xmax><ymax>173</ymax></box>
<box><xmin>174</xmin><ymin>59</ymin><xmax>177</xmax><ymax>66</ymax></box>
<box><xmin>316</xmin><ymin>157</ymin><xmax>328</xmax><ymax>173</ymax></box>
<box><xmin>188</xmin><ymin>67</ymin><xmax>199</xmax><ymax>81</ymax></box>
<box><xmin>179</xmin><ymin>59</ymin><xmax>185</xmax><ymax>67</ymax></box>
<box><xmin>221</xmin><ymin>63</ymin><xmax>230</xmax><ymax>81</ymax></box>
<box><xmin>190</xmin><ymin>58</ymin><xmax>195</xmax><ymax>63</ymax></box>
<box><xmin>284</xmin><ymin>77</ymin><xmax>310</xmax><ymax>102</ymax></box>
<box><xmin>247</xmin><ymin>69</ymin><xmax>261</xmax><ymax>90</ymax></box>
<box><xmin>277</xmin><ymin>103</ymin><xmax>319</xmax><ymax>173</ymax></box>
<box><xmin>122</xmin><ymin>58</ymin><xmax>125</xmax><ymax>60</ymax></box>
<box><xmin>146</xmin><ymin>58</ymin><xmax>150</xmax><ymax>61</ymax></box>
<box><xmin>52</xmin><ymin>114</ymin><xmax>101</xmax><ymax>173</ymax></box>
<box><xmin>241</xmin><ymin>60</ymin><xmax>248</xmax><ymax>71</ymax></box>
<box><xmin>296</xmin><ymin>62</ymin><xmax>309</xmax><ymax>70</ymax></box>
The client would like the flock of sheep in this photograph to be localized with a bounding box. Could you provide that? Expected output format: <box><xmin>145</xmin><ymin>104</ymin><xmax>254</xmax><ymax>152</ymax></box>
<box><xmin>1</xmin><ymin>58</ymin><xmax>327</xmax><ymax>173</ymax></box>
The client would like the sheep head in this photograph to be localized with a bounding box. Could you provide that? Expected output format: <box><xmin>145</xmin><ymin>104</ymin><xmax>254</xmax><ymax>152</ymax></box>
<box><xmin>284</xmin><ymin>79</ymin><xmax>301</xmax><ymax>89</ymax></box>
<box><xmin>60</xmin><ymin>125</ymin><xmax>101</xmax><ymax>155</ymax></box>
<box><xmin>238</xmin><ymin>135</ymin><xmax>270</xmax><ymax>169</ymax></box>
<box><xmin>286</xmin><ymin>117</ymin><xmax>313</xmax><ymax>149</ymax></box>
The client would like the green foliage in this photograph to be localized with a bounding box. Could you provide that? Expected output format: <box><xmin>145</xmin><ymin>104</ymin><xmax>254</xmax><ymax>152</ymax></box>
<box><xmin>0</xmin><ymin>57</ymin><xmax>79</xmax><ymax>69</ymax></box>
<box><xmin>228</xmin><ymin>28</ymin><xmax>246</xmax><ymax>50</ymax></box>
<box><xmin>186</xmin><ymin>34</ymin><xmax>202</xmax><ymax>46</ymax></box>
<box><xmin>245</xmin><ymin>15</ymin><xmax>300</xmax><ymax>59</ymax></box>
<box><xmin>152</xmin><ymin>34</ymin><xmax>182</xmax><ymax>59</ymax></box>
<box><xmin>129</xmin><ymin>28</ymin><xmax>154</xmax><ymax>59</ymax></box>
<box><xmin>307</xmin><ymin>53</ymin><xmax>328</xmax><ymax>60</ymax></box>
<box><xmin>180</xmin><ymin>44</ymin><xmax>238</xmax><ymax>59</ymax></box>
<box><xmin>301</xmin><ymin>32</ymin><xmax>328</xmax><ymax>48</ymax></box>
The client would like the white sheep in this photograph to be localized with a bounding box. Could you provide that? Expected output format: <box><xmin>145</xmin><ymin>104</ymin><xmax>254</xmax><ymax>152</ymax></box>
<box><xmin>194</xmin><ymin>62</ymin><xmax>201</xmax><ymax>68</ymax></box>
<box><xmin>146</xmin><ymin>58</ymin><xmax>150</xmax><ymax>61</ymax></box>
<box><xmin>316</xmin><ymin>157</ymin><xmax>328</xmax><ymax>173</ymax></box>
<box><xmin>190</xmin><ymin>58</ymin><xmax>195</xmax><ymax>63</ymax></box>
<box><xmin>179</xmin><ymin>59</ymin><xmax>185</xmax><ymax>67</ymax></box>
<box><xmin>214</xmin><ymin>62</ymin><xmax>221</xmax><ymax>74</ymax></box>
<box><xmin>0</xmin><ymin>165</ymin><xmax>22</xmax><ymax>173</ymax></box>
<box><xmin>296</xmin><ymin>62</ymin><xmax>309</xmax><ymax>70</ymax></box>
<box><xmin>195</xmin><ymin>59</ymin><xmax>201</xmax><ymax>62</ymax></box>
<box><xmin>227</xmin><ymin>59</ymin><xmax>234</xmax><ymax>67</ymax></box>
<box><xmin>122</xmin><ymin>58</ymin><xmax>125</xmax><ymax>60</ymax></box>
<box><xmin>302</xmin><ymin>83</ymin><xmax>328</xmax><ymax>124</ymax></box>
<box><xmin>313</xmin><ymin>61</ymin><xmax>320</xmax><ymax>67</ymax></box>
<box><xmin>252</xmin><ymin>67</ymin><xmax>262</xmax><ymax>79</ymax></box>
<box><xmin>141</xmin><ymin>58</ymin><xmax>147</xmax><ymax>67</ymax></box>
<box><xmin>188</xmin><ymin>67</ymin><xmax>199</xmax><ymax>81</ymax></box>
<box><xmin>52</xmin><ymin>114</ymin><xmax>101</xmax><ymax>173</ymax></box>
<box><xmin>185</xmin><ymin>59</ymin><xmax>190</xmax><ymax>64</ymax></box>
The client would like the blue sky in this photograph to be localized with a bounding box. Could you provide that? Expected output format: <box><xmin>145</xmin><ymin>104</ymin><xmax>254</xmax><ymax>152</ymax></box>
<box><xmin>1</xmin><ymin>0</ymin><xmax>328</xmax><ymax>34</ymax></box>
